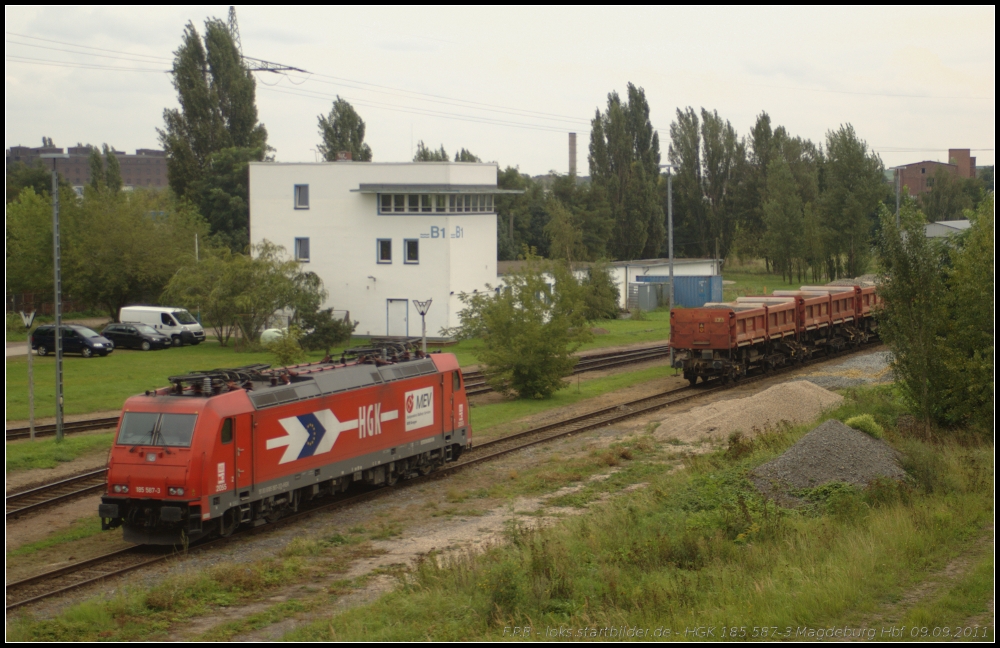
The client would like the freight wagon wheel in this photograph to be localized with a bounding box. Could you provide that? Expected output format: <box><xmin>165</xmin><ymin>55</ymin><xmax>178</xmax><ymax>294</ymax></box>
<box><xmin>688</xmin><ymin>376</ymin><xmax>698</xmax><ymax>387</ymax></box>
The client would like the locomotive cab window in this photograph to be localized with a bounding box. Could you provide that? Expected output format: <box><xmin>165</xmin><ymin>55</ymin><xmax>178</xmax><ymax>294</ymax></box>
<box><xmin>117</xmin><ymin>412</ymin><xmax>198</xmax><ymax>448</ymax></box>
<box><xmin>220</xmin><ymin>418</ymin><xmax>233</xmax><ymax>444</ymax></box>
<box><xmin>453</xmin><ymin>371</ymin><xmax>461</xmax><ymax>391</ymax></box>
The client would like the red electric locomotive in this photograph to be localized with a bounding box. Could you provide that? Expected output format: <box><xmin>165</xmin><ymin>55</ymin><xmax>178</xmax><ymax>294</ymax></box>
<box><xmin>99</xmin><ymin>345</ymin><xmax>471</xmax><ymax>544</ymax></box>
<box><xmin>670</xmin><ymin>281</ymin><xmax>879</xmax><ymax>385</ymax></box>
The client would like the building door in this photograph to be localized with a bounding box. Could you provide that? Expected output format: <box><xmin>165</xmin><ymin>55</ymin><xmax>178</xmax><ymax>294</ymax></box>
<box><xmin>387</xmin><ymin>299</ymin><xmax>408</xmax><ymax>336</ymax></box>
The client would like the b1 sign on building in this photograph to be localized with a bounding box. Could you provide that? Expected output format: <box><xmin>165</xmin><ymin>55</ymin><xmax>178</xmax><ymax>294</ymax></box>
<box><xmin>405</xmin><ymin>387</ymin><xmax>434</xmax><ymax>431</ymax></box>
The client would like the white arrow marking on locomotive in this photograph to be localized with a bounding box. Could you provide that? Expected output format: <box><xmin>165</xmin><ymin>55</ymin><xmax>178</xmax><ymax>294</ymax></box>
<box><xmin>267</xmin><ymin>407</ymin><xmax>399</xmax><ymax>464</ymax></box>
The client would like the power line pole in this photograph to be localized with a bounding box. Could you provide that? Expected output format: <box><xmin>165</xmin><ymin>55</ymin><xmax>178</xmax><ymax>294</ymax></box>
<box><xmin>227</xmin><ymin>6</ymin><xmax>308</xmax><ymax>75</ymax></box>
<box><xmin>51</xmin><ymin>168</ymin><xmax>65</xmax><ymax>442</ymax></box>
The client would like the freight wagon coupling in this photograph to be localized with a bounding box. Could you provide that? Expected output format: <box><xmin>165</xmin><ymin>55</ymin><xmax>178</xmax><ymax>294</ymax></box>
<box><xmin>102</xmin><ymin>346</ymin><xmax>472</xmax><ymax>545</ymax></box>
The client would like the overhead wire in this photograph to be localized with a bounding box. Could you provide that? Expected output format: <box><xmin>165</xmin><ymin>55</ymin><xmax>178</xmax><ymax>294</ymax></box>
<box><xmin>4</xmin><ymin>39</ymin><xmax>175</xmax><ymax>65</ymax></box>
<box><xmin>4</xmin><ymin>30</ymin><xmax>172</xmax><ymax>62</ymax></box>
<box><xmin>4</xmin><ymin>55</ymin><xmax>168</xmax><ymax>72</ymax></box>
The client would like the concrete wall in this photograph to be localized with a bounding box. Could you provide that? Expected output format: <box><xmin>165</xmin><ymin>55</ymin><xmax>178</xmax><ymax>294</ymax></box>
<box><xmin>249</xmin><ymin>162</ymin><xmax>498</xmax><ymax>338</ymax></box>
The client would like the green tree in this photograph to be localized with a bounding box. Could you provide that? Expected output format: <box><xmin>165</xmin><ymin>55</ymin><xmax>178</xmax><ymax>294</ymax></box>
<box><xmin>413</xmin><ymin>141</ymin><xmax>449</xmax><ymax>162</ymax></box>
<box><xmin>762</xmin><ymin>158</ymin><xmax>804</xmax><ymax>282</ymax></box>
<box><xmin>301</xmin><ymin>308</ymin><xmax>358</xmax><ymax>355</ymax></box>
<box><xmin>102</xmin><ymin>144</ymin><xmax>122</xmax><ymax>193</ymax></box>
<box><xmin>63</xmin><ymin>189</ymin><xmax>210</xmax><ymax>320</ymax></box>
<box><xmin>317</xmin><ymin>97</ymin><xmax>373</xmax><ymax>161</ymax></box>
<box><xmin>581</xmin><ymin>259</ymin><xmax>620</xmax><ymax>320</ymax></box>
<box><xmin>496</xmin><ymin>167</ymin><xmax>549</xmax><ymax>258</ymax></box>
<box><xmin>454</xmin><ymin>255</ymin><xmax>591</xmax><ymax>399</ymax></box>
<box><xmin>158</xmin><ymin>18</ymin><xmax>269</xmax><ymax>250</ymax></box>
<box><xmin>820</xmin><ymin>124</ymin><xmax>885</xmax><ymax>278</ymax></box>
<box><xmin>6</xmin><ymin>161</ymin><xmax>55</xmax><ymax>204</ymax></box>
<box><xmin>699</xmin><ymin>108</ymin><xmax>741</xmax><ymax>261</ymax></box>
<box><xmin>454</xmin><ymin>148</ymin><xmax>481</xmax><ymax>162</ymax></box>
<box><xmin>187</xmin><ymin>146</ymin><xmax>262</xmax><ymax>251</ymax></box>
<box><xmin>936</xmin><ymin>197</ymin><xmax>993</xmax><ymax>430</ymax></box>
<box><xmin>589</xmin><ymin>83</ymin><xmax>663</xmax><ymax>260</ymax></box>
<box><xmin>920</xmin><ymin>166</ymin><xmax>972</xmax><ymax>222</ymax></box>
<box><xmin>668</xmin><ymin>107</ymin><xmax>707</xmax><ymax>257</ymax></box>
<box><xmin>88</xmin><ymin>146</ymin><xmax>104</xmax><ymax>192</ymax></box>
<box><xmin>6</xmin><ymin>188</ymin><xmax>55</xmax><ymax>297</ymax></box>
<box><xmin>227</xmin><ymin>241</ymin><xmax>327</xmax><ymax>345</ymax></box>
<box><xmin>875</xmin><ymin>198</ymin><xmax>949</xmax><ymax>434</ymax></box>
<box><xmin>544</xmin><ymin>198</ymin><xmax>585</xmax><ymax>262</ymax></box>
<box><xmin>161</xmin><ymin>249</ymin><xmax>240</xmax><ymax>345</ymax></box>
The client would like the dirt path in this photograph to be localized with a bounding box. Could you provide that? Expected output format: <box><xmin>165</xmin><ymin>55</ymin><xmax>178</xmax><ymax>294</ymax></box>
<box><xmin>850</xmin><ymin>526</ymin><xmax>994</xmax><ymax>633</ymax></box>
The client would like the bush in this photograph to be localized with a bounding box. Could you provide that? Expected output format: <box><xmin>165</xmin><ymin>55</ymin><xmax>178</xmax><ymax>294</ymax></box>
<box><xmin>453</xmin><ymin>255</ymin><xmax>591</xmax><ymax>399</ymax></box>
<box><xmin>845</xmin><ymin>414</ymin><xmax>884</xmax><ymax>439</ymax></box>
<box><xmin>265</xmin><ymin>324</ymin><xmax>307</xmax><ymax>366</ymax></box>
<box><xmin>581</xmin><ymin>259</ymin><xmax>620</xmax><ymax>320</ymax></box>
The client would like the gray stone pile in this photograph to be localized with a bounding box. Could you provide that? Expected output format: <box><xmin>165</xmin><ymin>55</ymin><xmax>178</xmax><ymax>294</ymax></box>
<box><xmin>751</xmin><ymin>419</ymin><xmax>904</xmax><ymax>503</ymax></box>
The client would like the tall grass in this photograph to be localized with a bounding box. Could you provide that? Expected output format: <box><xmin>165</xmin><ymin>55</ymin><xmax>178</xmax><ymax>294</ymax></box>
<box><xmin>286</xmin><ymin>407</ymin><xmax>993</xmax><ymax>641</ymax></box>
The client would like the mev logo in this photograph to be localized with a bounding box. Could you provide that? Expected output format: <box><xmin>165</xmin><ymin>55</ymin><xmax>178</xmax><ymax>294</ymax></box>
<box><xmin>404</xmin><ymin>386</ymin><xmax>434</xmax><ymax>431</ymax></box>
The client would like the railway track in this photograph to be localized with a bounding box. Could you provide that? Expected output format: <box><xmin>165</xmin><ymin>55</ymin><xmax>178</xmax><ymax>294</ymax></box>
<box><xmin>6</xmin><ymin>417</ymin><xmax>120</xmax><ymax>441</ymax></box>
<box><xmin>4</xmin><ymin>346</ymin><xmax>672</xmax><ymax>440</ymax></box>
<box><xmin>463</xmin><ymin>345</ymin><xmax>672</xmax><ymax>395</ymax></box>
<box><xmin>6</xmin><ymin>469</ymin><xmax>108</xmax><ymax>520</ymax></box>
<box><xmin>6</xmin><ymin>344</ymin><xmax>881</xmax><ymax>612</ymax></box>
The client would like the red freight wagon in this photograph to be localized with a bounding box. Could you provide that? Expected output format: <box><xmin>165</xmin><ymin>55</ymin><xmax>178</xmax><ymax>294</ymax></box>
<box><xmin>670</xmin><ymin>303</ymin><xmax>767</xmax><ymax>385</ymax></box>
<box><xmin>100</xmin><ymin>350</ymin><xmax>470</xmax><ymax>544</ymax></box>
<box><xmin>801</xmin><ymin>286</ymin><xmax>857</xmax><ymax>325</ymax></box>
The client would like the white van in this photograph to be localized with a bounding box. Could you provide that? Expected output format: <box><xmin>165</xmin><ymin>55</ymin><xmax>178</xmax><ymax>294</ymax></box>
<box><xmin>118</xmin><ymin>306</ymin><xmax>206</xmax><ymax>346</ymax></box>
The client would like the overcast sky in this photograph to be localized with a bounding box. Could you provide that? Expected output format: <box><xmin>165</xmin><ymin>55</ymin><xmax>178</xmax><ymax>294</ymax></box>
<box><xmin>5</xmin><ymin>6</ymin><xmax>995</xmax><ymax>176</ymax></box>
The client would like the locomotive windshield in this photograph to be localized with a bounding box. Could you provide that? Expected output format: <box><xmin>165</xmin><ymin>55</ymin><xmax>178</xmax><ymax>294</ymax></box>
<box><xmin>118</xmin><ymin>412</ymin><xmax>198</xmax><ymax>447</ymax></box>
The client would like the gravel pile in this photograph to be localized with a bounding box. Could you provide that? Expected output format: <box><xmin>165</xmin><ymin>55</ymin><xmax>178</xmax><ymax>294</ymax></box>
<box><xmin>656</xmin><ymin>381</ymin><xmax>843</xmax><ymax>444</ymax></box>
<box><xmin>751</xmin><ymin>419</ymin><xmax>904</xmax><ymax>503</ymax></box>
<box><xmin>796</xmin><ymin>350</ymin><xmax>894</xmax><ymax>389</ymax></box>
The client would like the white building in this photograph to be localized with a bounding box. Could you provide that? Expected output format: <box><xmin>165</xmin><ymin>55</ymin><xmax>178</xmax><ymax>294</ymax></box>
<box><xmin>497</xmin><ymin>257</ymin><xmax>723</xmax><ymax>310</ymax></box>
<box><xmin>249</xmin><ymin>161</ymin><xmax>518</xmax><ymax>339</ymax></box>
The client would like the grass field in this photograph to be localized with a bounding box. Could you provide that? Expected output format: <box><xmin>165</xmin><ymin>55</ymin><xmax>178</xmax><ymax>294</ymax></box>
<box><xmin>281</xmin><ymin>390</ymin><xmax>994</xmax><ymax>641</ymax></box>
<box><xmin>8</xmin><ymin>387</ymin><xmax>993</xmax><ymax>641</ymax></box>
<box><xmin>6</xmin><ymin>432</ymin><xmax>115</xmax><ymax>473</ymax></box>
<box><xmin>5</xmin><ymin>343</ymin><xmax>290</xmax><ymax>422</ymax></box>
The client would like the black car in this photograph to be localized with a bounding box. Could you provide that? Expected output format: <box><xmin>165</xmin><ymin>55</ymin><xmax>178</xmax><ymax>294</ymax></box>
<box><xmin>30</xmin><ymin>325</ymin><xmax>115</xmax><ymax>357</ymax></box>
<box><xmin>101</xmin><ymin>322</ymin><xmax>172</xmax><ymax>351</ymax></box>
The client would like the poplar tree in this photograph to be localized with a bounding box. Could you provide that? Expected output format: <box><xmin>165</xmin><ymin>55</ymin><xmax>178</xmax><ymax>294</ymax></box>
<box><xmin>317</xmin><ymin>97</ymin><xmax>373</xmax><ymax>161</ymax></box>
<box><xmin>413</xmin><ymin>141</ymin><xmax>449</xmax><ymax>161</ymax></box>
<box><xmin>820</xmin><ymin>124</ymin><xmax>884</xmax><ymax>278</ymax></box>
<box><xmin>589</xmin><ymin>83</ymin><xmax>663</xmax><ymax>260</ymax></box>
<box><xmin>158</xmin><ymin>18</ymin><xmax>269</xmax><ymax>250</ymax></box>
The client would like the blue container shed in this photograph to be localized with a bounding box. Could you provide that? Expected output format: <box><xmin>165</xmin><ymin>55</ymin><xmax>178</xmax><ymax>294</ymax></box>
<box><xmin>635</xmin><ymin>275</ymin><xmax>722</xmax><ymax>308</ymax></box>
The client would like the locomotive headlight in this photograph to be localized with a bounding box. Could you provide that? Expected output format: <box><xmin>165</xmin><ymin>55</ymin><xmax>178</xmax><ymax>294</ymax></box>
<box><xmin>113</xmin><ymin>485</ymin><xmax>121</xmax><ymax>493</ymax></box>
<box><xmin>168</xmin><ymin>487</ymin><xmax>185</xmax><ymax>496</ymax></box>
<box><xmin>113</xmin><ymin>484</ymin><xmax>129</xmax><ymax>494</ymax></box>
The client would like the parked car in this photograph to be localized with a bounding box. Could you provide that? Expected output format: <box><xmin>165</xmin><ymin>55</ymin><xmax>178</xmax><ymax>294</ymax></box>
<box><xmin>31</xmin><ymin>325</ymin><xmax>115</xmax><ymax>357</ymax></box>
<box><xmin>101</xmin><ymin>322</ymin><xmax>172</xmax><ymax>351</ymax></box>
<box><xmin>118</xmin><ymin>306</ymin><xmax>206</xmax><ymax>346</ymax></box>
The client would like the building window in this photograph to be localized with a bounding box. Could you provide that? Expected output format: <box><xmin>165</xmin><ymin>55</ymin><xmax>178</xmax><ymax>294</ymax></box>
<box><xmin>295</xmin><ymin>237</ymin><xmax>310</xmax><ymax>262</ymax></box>
<box><xmin>377</xmin><ymin>239</ymin><xmax>392</xmax><ymax>264</ymax></box>
<box><xmin>404</xmin><ymin>239</ymin><xmax>419</xmax><ymax>264</ymax></box>
<box><xmin>376</xmin><ymin>193</ymin><xmax>497</xmax><ymax>214</ymax></box>
<box><xmin>294</xmin><ymin>184</ymin><xmax>309</xmax><ymax>209</ymax></box>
